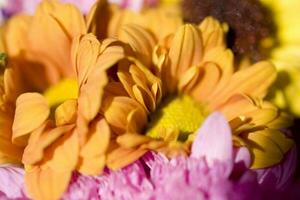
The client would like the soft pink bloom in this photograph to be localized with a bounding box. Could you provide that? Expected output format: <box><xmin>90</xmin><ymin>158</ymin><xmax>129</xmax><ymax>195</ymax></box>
<box><xmin>0</xmin><ymin>165</ymin><xmax>26</xmax><ymax>199</ymax></box>
<box><xmin>62</xmin><ymin>173</ymin><xmax>99</xmax><ymax>200</ymax></box>
<box><xmin>94</xmin><ymin>112</ymin><xmax>260</xmax><ymax>199</ymax></box>
<box><xmin>0</xmin><ymin>0</ymin><xmax>159</xmax><ymax>21</ymax></box>
<box><xmin>191</xmin><ymin>112</ymin><xmax>233</xmax><ymax>175</ymax></box>
<box><xmin>0</xmin><ymin>0</ymin><xmax>96</xmax><ymax>21</ymax></box>
<box><xmin>108</xmin><ymin>0</ymin><xmax>158</xmax><ymax>11</ymax></box>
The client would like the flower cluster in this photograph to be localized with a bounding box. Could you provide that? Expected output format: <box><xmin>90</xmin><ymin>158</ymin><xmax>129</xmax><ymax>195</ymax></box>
<box><xmin>0</xmin><ymin>0</ymin><xmax>298</xmax><ymax>200</ymax></box>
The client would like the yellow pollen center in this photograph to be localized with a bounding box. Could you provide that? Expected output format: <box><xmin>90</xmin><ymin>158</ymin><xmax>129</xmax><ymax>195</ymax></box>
<box><xmin>146</xmin><ymin>95</ymin><xmax>208</xmax><ymax>142</ymax></box>
<box><xmin>43</xmin><ymin>78</ymin><xmax>78</xmax><ymax>107</ymax></box>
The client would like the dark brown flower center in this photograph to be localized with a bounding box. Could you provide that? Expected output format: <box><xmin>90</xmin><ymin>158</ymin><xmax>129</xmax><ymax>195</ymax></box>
<box><xmin>182</xmin><ymin>0</ymin><xmax>277</xmax><ymax>61</ymax></box>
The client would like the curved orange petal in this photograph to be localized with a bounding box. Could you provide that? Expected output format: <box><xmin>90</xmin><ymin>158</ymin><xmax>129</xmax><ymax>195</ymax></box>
<box><xmin>71</xmin><ymin>34</ymin><xmax>101</xmax><ymax>87</ymax></box>
<box><xmin>199</xmin><ymin>16</ymin><xmax>227</xmax><ymax>51</ymax></box>
<box><xmin>25</xmin><ymin>166</ymin><xmax>72</xmax><ymax>200</ymax></box>
<box><xmin>211</xmin><ymin>61</ymin><xmax>277</xmax><ymax>107</ymax></box>
<box><xmin>43</xmin><ymin>127</ymin><xmax>78</xmax><ymax>171</ymax></box>
<box><xmin>106</xmin><ymin>147</ymin><xmax>147</xmax><ymax>170</ymax></box>
<box><xmin>167</xmin><ymin>24</ymin><xmax>203</xmax><ymax>91</ymax></box>
<box><xmin>78</xmin><ymin>118</ymin><xmax>110</xmax><ymax>175</ymax></box>
<box><xmin>102</xmin><ymin>96</ymin><xmax>147</xmax><ymax>134</ymax></box>
<box><xmin>22</xmin><ymin>123</ymin><xmax>75</xmax><ymax>166</ymax></box>
<box><xmin>189</xmin><ymin>62</ymin><xmax>221</xmax><ymax>101</ymax></box>
<box><xmin>119</xmin><ymin>24</ymin><xmax>157</xmax><ymax>66</ymax></box>
<box><xmin>12</xmin><ymin>93</ymin><xmax>50</xmax><ymax>146</ymax></box>
<box><xmin>27</xmin><ymin>0</ymin><xmax>86</xmax><ymax>77</ymax></box>
<box><xmin>78</xmin><ymin>71</ymin><xmax>107</xmax><ymax>122</ymax></box>
<box><xmin>4</xmin><ymin>15</ymin><xmax>31</xmax><ymax>56</ymax></box>
<box><xmin>55</xmin><ymin>99</ymin><xmax>77</xmax><ymax>126</ymax></box>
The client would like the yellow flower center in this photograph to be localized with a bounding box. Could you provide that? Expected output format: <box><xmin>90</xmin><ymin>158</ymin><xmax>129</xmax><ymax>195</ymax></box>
<box><xmin>43</xmin><ymin>78</ymin><xmax>78</xmax><ymax>107</ymax></box>
<box><xmin>146</xmin><ymin>95</ymin><xmax>208</xmax><ymax>141</ymax></box>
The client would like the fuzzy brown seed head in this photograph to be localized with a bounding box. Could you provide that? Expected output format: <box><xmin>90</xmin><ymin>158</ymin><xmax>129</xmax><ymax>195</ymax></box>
<box><xmin>182</xmin><ymin>0</ymin><xmax>276</xmax><ymax>61</ymax></box>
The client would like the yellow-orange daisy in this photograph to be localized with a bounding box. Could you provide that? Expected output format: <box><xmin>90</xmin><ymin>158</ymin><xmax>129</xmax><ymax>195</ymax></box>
<box><xmin>0</xmin><ymin>1</ymin><xmax>123</xmax><ymax>199</ymax></box>
<box><xmin>86</xmin><ymin>17</ymin><xmax>294</xmax><ymax>170</ymax></box>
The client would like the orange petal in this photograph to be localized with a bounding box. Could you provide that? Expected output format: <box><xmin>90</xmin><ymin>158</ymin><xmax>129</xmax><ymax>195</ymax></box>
<box><xmin>86</xmin><ymin>0</ymin><xmax>110</xmax><ymax>39</ymax></box>
<box><xmin>199</xmin><ymin>17</ymin><xmax>227</xmax><ymax>51</ymax></box>
<box><xmin>0</xmin><ymin>110</ymin><xmax>23</xmax><ymax>161</ymax></box>
<box><xmin>27</xmin><ymin>0</ymin><xmax>86</xmax><ymax>77</ymax></box>
<box><xmin>22</xmin><ymin>123</ymin><xmax>75</xmax><ymax>166</ymax></box>
<box><xmin>71</xmin><ymin>34</ymin><xmax>101</xmax><ymax>87</ymax></box>
<box><xmin>189</xmin><ymin>62</ymin><xmax>221</xmax><ymax>101</ymax></box>
<box><xmin>78</xmin><ymin>119</ymin><xmax>110</xmax><ymax>175</ymax></box>
<box><xmin>168</xmin><ymin>24</ymin><xmax>203</xmax><ymax>85</ymax></box>
<box><xmin>216</xmin><ymin>94</ymin><xmax>257</xmax><ymax>120</ymax></box>
<box><xmin>211</xmin><ymin>61</ymin><xmax>277</xmax><ymax>107</ymax></box>
<box><xmin>25</xmin><ymin>166</ymin><xmax>72</xmax><ymax>200</ymax></box>
<box><xmin>12</xmin><ymin>93</ymin><xmax>50</xmax><ymax>146</ymax></box>
<box><xmin>78</xmin><ymin>71</ymin><xmax>107</xmax><ymax>122</ymax></box>
<box><xmin>116</xmin><ymin>133</ymin><xmax>152</xmax><ymax>149</ymax></box>
<box><xmin>55</xmin><ymin>99</ymin><xmax>77</xmax><ymax>126</ymax></box>
<box><xmin>4</xmin><ymin>15</ymin><xmax>31</xmax><ymax>56</ymax></box>
<box><xmin>95</xmin><ymin>40</ymin><xmax>127</xmax><ymax>71</ymax></box>
<box><xmin>43</xmin><ymin>128</ymin><xmax>78</xmax><ymax>171</ymax></box>
<box><xmin>106</xmin><ymin>147</ymin><xmax>147</xmax><ymax>170</ymax></box>
<box><xmin>119</xmin><ymin>24</ymin><xmax>157</xmax><ymax>66</ymax></box>
<box><xmin>102</xmin><ymin>96</ymin><xmax>147</xmax><ymax>134</ymax></box>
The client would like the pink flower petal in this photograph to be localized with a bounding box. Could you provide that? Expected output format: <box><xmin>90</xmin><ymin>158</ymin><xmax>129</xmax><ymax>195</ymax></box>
<box><xmin>234</xmin><ymin>147</ymin><xmax>251</xmax><ymax>168</ymax></box>
<box><xmin>191</xmin><ymin>112</ymin><xmax>233</xmax><ymax>175</ymax></box>
<box><xmin>0</xmin><ymin>165</ymin><xmax>25</xmax><ymax>199</ymax></box>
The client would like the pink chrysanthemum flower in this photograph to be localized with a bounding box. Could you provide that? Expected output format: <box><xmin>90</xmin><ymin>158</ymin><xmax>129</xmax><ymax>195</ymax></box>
<box><xmin>0</xmin><ymin>113</ymin><xmax>296</xmax><ymax>199</ymax></box>
<box><xmin>0</xmin><ymin>0</ymin><xmax>95</xmax><ymax>20</ymax></box>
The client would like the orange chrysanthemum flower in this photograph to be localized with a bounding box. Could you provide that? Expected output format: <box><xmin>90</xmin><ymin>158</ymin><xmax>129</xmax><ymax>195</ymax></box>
<box><xmin>0</xmin><ymin>1</ymin><xmax>123</xmax><ymax>199</ymax></box>
<box><xmin>85</xmin><ymin>17</ymin><xmax>293</xmax><ymax>170</ymax></box>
